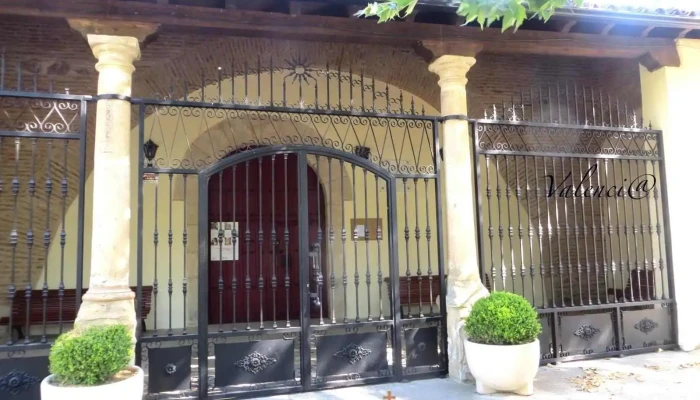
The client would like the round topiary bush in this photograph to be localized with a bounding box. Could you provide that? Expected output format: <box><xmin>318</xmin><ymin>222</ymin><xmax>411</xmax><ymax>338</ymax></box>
<box><xmin>49</xmin><ymin>324</ymin><xmax>133</xmax><ymax>386</ymax></box>
<box><xmin>464</xmin><ymin>292</ymin><xmax>541</xmax><ymax>345</ymax></box>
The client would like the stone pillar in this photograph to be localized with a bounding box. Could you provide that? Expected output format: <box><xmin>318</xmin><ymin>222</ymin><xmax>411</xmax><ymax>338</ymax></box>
<box><xmin>74</xmin><ymin>34</ymin><xmax>141</xmax><ymax>333</ymax></box>
<box><xmin>639</xmin><ymin>39</ymin><xmax>700</xmax><ymax>352</ymax></box>
<box><xmin>429</xmin><ymin>55</ymin><xmax>488</xmax><ymax>381</ymax></box>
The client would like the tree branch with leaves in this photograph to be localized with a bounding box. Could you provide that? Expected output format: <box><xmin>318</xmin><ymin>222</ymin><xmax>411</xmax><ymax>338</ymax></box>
<box><xmin>355</xmin><ymin>0</ymin><xmax>584</xmax><ymax>32</ymax></box>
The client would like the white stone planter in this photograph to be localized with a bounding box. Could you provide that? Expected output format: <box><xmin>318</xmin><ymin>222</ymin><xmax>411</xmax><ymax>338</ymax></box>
<box><xmin>464</xmin><ymin>338</ymin><xmax>540</xmax><ymax>396</ymax></box>
<box><xmin>40</xmin><ymin>366</ymin><xmax>143</xmax><ymax>400</ymax></box>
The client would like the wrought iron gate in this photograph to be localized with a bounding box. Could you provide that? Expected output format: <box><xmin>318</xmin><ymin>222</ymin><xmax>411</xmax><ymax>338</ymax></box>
<box><xmin>134</xmin><ymin>59</ymin><xmax>446</xmax><ymax>399</ymax></box>
<box><xmin>473</xmin><ymin>84</ymin><xmax>676</xmax><ymax>364</ymax></box>
<box><xmin>0</xmin><ymin>53</ymin><xmax>90</xmax><ymax>400</ymax></box>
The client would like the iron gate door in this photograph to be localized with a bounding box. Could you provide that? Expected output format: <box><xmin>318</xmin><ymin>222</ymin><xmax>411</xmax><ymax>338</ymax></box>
<box><xmin>197</xmin><ymin>146</ymin><xmax>402</xmax><ymax>397</ymax></box>
<box><xmin>133</xmin><ymin>60</ymin><xmax>448</xmax><ymax>398</ymax></box>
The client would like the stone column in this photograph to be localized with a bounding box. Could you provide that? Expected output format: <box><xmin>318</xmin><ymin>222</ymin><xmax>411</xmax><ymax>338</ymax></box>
<box><xmin>639</xmin><ymin>39</ymin><xmax>700</xmax><ymax>352</ymax></box>
<box><xmin>73</xmin><ymin>34</ymin><xmax>141</xmax><ymax>333</ymax></box>
<box><xmin>429</xmin><ymin>55</ymin><xmax>488</xmax><ymax>381</ymax></box>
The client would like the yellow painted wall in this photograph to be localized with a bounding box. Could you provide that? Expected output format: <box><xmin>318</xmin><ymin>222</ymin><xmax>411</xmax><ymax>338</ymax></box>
<box><xmin>640</xmin><ymin>38</ymin><xmax>700</xmax><ymax>351</ymax></box>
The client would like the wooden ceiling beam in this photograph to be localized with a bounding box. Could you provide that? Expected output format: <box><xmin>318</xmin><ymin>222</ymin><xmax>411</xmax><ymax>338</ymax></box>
<box><xmin>0</xmin><ymin>0</ymin><xmax>680</xmax><ymax>67</ymax></box>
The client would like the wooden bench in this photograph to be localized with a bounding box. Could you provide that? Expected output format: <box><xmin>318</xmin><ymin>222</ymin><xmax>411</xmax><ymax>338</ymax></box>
<box><xmin>607</xmin><ymin>269</ymin><xmax>655</xmax><ymax>302</ymax></box>
<box><xmin>0</xmin><ymin>286</ymin><xmax>153</xmax><ymax>339</ymax></box>
<box><xmin>384</xmin><ymin>275</ymin><xmax>443</xmax><ymax>318</ymax></box>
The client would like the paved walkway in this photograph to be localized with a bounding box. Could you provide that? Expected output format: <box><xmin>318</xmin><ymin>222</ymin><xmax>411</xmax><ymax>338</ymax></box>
<box><xmin>263</xmin><ymin>350</ymin><xmax>700</xmax><ymax>399</ymax></box>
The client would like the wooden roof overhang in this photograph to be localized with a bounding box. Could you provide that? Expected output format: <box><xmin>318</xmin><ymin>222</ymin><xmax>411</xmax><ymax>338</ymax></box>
<box><xmin>0</xmin><ymin>0</ymin><xmax>696</xmax><ymax>70</ymax></box>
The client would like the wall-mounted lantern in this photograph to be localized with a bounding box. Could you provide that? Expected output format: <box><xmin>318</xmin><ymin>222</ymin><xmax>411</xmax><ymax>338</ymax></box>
<box><xmin>354</xmin><ymin>145</ymin><xmax>371</xmax><ymax>160</ymax></box>
<box><xmin>143</xmin><ymin>139</ymin><xmax>159</xmax><ymax>167</ymax></box>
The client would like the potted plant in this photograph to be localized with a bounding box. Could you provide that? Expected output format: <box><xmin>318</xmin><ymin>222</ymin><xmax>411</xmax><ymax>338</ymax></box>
<box><xmin>41</xmin><ymin>324</ymin><xmax>143</xmax><ymax>400</ymax></box>
<box><xmin>463</xmin><ymin>292</ymin><xmax>541</xmax><ymax>396</ymax></box>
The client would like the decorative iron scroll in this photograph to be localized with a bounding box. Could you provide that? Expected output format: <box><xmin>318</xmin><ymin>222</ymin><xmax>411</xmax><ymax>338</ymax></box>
<box><xmin>573</xmin><ymin>324</ymin><xmax>601</xmax><ymax>341</ymax></box>
<box><xmin>476</xmin><ymin>123</ymin><xmax>659</xmax><ymax>157</ymax></box>
<box><xmin>333</xmin><ymin>344</ymin><xmax>371</xmax><ymax>364</ymax></box>
<box><xmin>634</xmin><ymin>317</ymin><xmax>659</xmax><ymax>335</ymax></box>
<box><xmin>141</xmin><ymin>105</ymin><xmax>436</xmax><ymax>174</ymax></box>
<box><xmin>234</xmin><ymin>352</ymin><xmax>278</xmax><ymax>374</ymax></box>
<box><xmin>0</xmin><ymin>96</ymin><xmax>82</xmax><ymax>134</ymax></box>
<box><xmin>149</xmin><ymin>56</ymin><xmax>426</xmax><ymax>116</ymax></box>
<box><xmin>0</xmin><ymin>370</ymin><xmax>40</xmax><ymax>395</ymax></box>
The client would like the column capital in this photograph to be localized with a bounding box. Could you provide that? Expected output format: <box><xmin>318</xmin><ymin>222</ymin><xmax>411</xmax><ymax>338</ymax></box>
<box><xmin>428</xmin><ymin>55</ymin><xmax>477</xmax><ymax>89</ymax></box>
<box><xmin>88</xmin><ymin>35</ymin><xmax>141</xmax><ymax>74</ymax></box>
<box><xmin>414</xmin><ymin>39</ymin><xmax>482</xmax><ymax>64</ymax></box>
<box><xmin>68</xmin><ymin>18</ymin><xmax>160</xmax><ymax>42</ymax></box>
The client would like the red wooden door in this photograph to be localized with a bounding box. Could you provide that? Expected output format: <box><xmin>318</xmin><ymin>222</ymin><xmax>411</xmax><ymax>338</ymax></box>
<box><xmin>208</xmin><ymin>153</ymin><xmax>324</xmax><ymax>326</ymax></box>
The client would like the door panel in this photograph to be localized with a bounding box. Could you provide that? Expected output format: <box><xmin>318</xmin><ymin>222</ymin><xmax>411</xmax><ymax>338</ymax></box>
<box><xmin>207</xmin><ymin>153</ymin><xmax>324</xmax><ymax>326</ymax></box>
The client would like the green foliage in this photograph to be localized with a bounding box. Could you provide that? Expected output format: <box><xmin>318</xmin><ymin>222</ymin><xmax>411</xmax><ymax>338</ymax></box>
<box><xmin>49</xmin><ymin>324</ymin><xmax>133</xmax><ymax>386</ymax></box>
<box><xmin>464</xmin><ymin>292</ymin><xmax>541</xmax><ymax>345</ymax></box>
<box><xmin>355</xmin><ymin>0</ymin><xmax>584</xmax><ymax>32</ymax></box>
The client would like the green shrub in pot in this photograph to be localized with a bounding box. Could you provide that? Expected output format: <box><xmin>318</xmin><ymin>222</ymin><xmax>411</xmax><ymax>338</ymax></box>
<box><xmin>464</xmin><ymin>291</ymin><xmax>541</xmax><ymax>345</ymax></box>
<box><xmin>48</xmin><ymin>324</ymin><xmax>132</xmax><ymax>386</ymax></box>
<box><xmin>462</xmin><ymin>292</ymin><xmax>543</xmax><ymax>395</ymax></box>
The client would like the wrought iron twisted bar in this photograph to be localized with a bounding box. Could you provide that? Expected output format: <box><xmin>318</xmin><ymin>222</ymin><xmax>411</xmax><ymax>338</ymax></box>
<box><xmin>414</xmin><ymin>177</ymin><xmax>424</xmax><ymax>317</ymax></box>
<box><xmin>329</xmin><ymin>159</ymin><xmax>336</xmax><ymax>324</ymax></box>
<box><xmin>41</xmin><ymin>140</ymin><xmax>53</xmax><ymax>343</ymax></box>
<box><xmin>341</xmin><ymin>160</ymin><xmax>348</xmax><ymax>323</ymax></box>
<box><xmin>522</xmin><ymin>157</ymin><xmax>536</xmax><ymax>305</ymax></box>
<box><xmin>505</xmin><ymin>157</ymin><xmax>518</xmax><ymax>294</ymax></box>
<box><xmin>644</xmin><ymin>159</ymin><xmax>657</xmax><ymax>301</ymax></box>
<box><xmin>560</xmin><ymin>157</ymin><xmax>575</xmax><ymax>306</ymax></box>
<box><xmin>495</xmin><ymin>156</ymin><xmax>507</xmax><ymax>290</ymax></box>
<box><xmin>168</xmin><ymin>173</ymin><xmax>174</xmax><ymax>335</ymax></box>
<box><xmin>532</xmin><ymin>157</ymin><xmax>547</xmax><ymax>308</ymax></box>
<box><xmin>364</xmin><ymin>169</ymin><xmax>372</xmax><ymax>321</ymax></box>
<box><xmin>403</xmin><ymin>178</ymin><xmax>412</xmax><ymax>317</ymax></box>
<box><xmin>152</xmin><ymin>171</ymin><xmax>159</xmax><ymax>335</ymax></box>
<box><xmin>603</xmin><ymin>159</ymin><xmax>619</xmax><ymax>303</ymax></box>
<box><xmin>245</xmin><ymin>160</ymin><xmax>252</xmax><ymax>329</ymax></box>
<box><xmin>24</xmin><ymin>138</ymin><xmax>37</xmax><ymax>343</ymax></box>
<box><xmin>569</xmin><ymin>157</ymin><xmax>583</xmax><ymax>306</ymax></box>
<box><xmin>611</xmin><ymin>159</ymin><xmax>627</xmax><ymax>303</ymax></box>
<box><xmin>577</xmin><ymin>158</ymin><xmax>593</xmax><ymax>305</ymax></box>
<box><xmin>272</xmin><ymin>155</ymin><xmax>278</xmax><ymax>328</ymax></box>
<box><xmin>183</xmin><ymin>175</ymin><xmax>189</xmax><ymax>334</ymax></box>
<box><xmin>652</xmin><ymin>161</ymin><xmax>666</xmax><ymax>300</ymax></box>
<box><xmin>424</xmin><ymin>178</ymin><xmax>434</xmax><ymax>316</ymax></box>
<box><xmin>628</xmin><ymin>159</ymin><xmax>642</xmax><ymax>302</ymax></box>
<box><xmin>542</xmin><ymin>157</ymin><xmax>557</xmax><ymax>308</ymax></box>
<box><xmin>218</xmin><ymin>171</ymin><xmax>224</xmax><ymax>332</ymax></box>
<box><xmin>584</xmin><ymin>158</ymin><xmax>600</xmax><ymax>305</ymax></box>
<box><xmin>258</xmin><ymin>157</ymin><xmax>264</xmax><ymax>329</ymax></box>
<box><xmin>513</xmin><ymin>157</ymin><xmax>528</xmax><ymax>298</ymax></box>
<box><xmin>485</xmin><ymin>155</ymin><xmax>497</xmax><ymax>291</ymax></box>
<box><xmin>594</xmin><ymin>158</ymin><xmax>610</xmax><ymax>304</ymax></box>
<box><xmin>352</xmin><ymin>164</ymin><xmax>360</xmax><ymax>322</ymax></box>
<box><xmin>230</xmin><ymin>167</ymin><xmax>237</xmax><ymax>331</ymax></box>
<box><xmin>317</xmin><ymin>155</ymin><xmax>325</xmax><ymax>325</ymax></box>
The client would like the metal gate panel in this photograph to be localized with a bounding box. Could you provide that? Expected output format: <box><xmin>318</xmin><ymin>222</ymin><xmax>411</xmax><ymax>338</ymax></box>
<box><xmin>472</xmin><ymin>83</ymin><xmax>677</xmax><ymax>364</ymax></box>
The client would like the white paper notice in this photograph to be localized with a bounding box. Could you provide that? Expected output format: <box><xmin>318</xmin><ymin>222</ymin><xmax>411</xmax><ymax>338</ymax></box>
<box><xmin>355</xmin><ymin>224</ymin><xmax>366</xmax><ymax>238</ymax></box>
<box><xmin>210</xmin><ymin>222</ymin><xmax>239</xmax><ymax>261</ymax></box>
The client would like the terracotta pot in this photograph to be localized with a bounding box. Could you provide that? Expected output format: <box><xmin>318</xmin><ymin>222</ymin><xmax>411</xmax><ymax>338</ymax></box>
<box><xmin>40</xmin><ymin>366</ymin><xmax>143</xmax><ymax>400</ymax></box>
<box><xmin>464</xmin><ymin>338</ymin><xmax>539</xmax><ymax>396</ymax></box>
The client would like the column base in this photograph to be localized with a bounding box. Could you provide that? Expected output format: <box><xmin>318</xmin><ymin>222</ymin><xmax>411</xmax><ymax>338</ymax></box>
<box><xmin>74</xmin><ymin>286</ymin><xmax>137</xmax><ymax>337</ymax></box>
<box><xmin>446</xmin><ymin>276</ymin><xmax>489</xmax><ymax>382</ymax></box>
